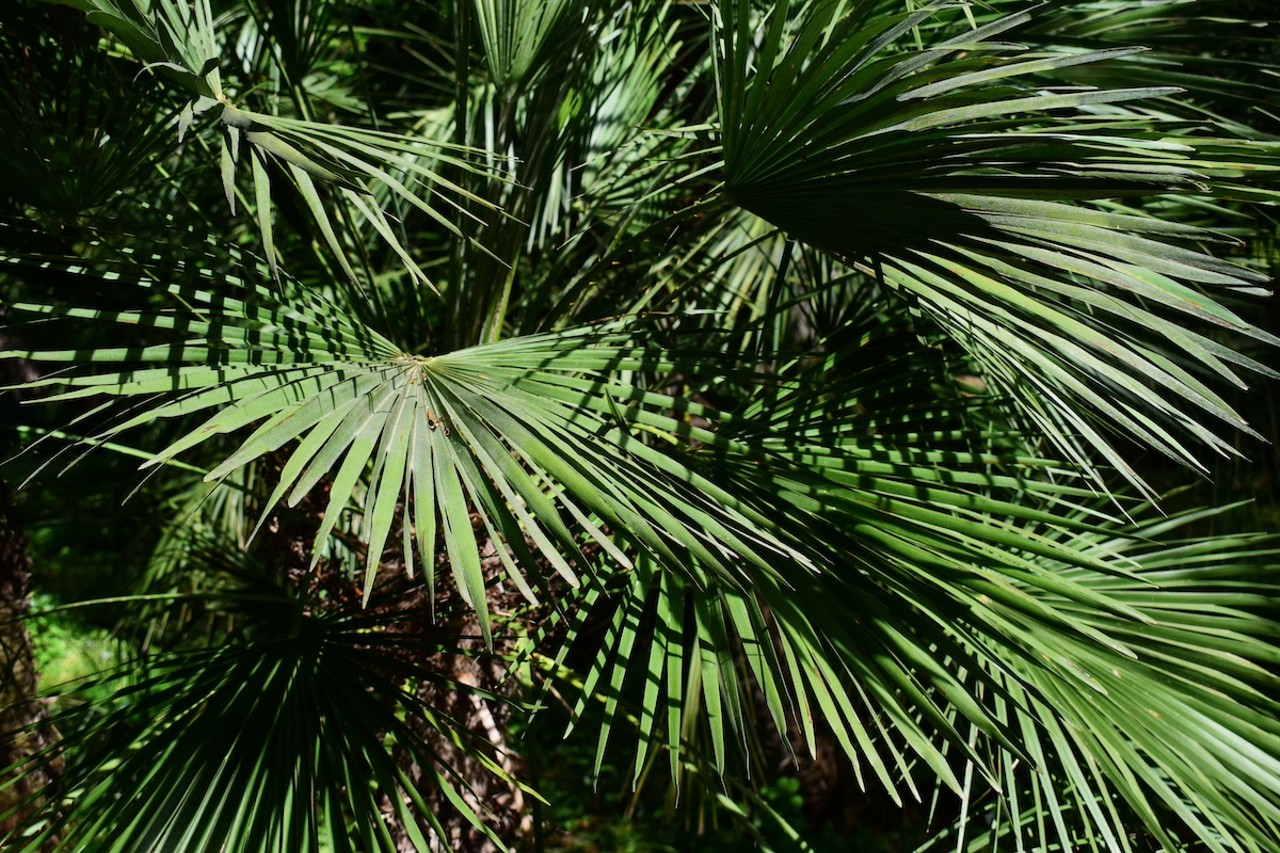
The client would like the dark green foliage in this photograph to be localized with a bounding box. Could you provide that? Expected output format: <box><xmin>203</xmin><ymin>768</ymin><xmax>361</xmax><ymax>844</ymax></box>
<box><xmin>3</xmin><ymin>1</ymin><xmax>1280</xmax><ymax>850</ymax></box>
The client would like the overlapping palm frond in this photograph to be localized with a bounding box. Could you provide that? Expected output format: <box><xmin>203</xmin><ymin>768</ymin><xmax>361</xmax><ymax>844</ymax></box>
<box><xmin>512</xmin><ymin>340</ymin><xmax>1109</xmax><ymax>784</ymax></box>
<box><xmin>519</xmin><ymin>1</ymin><xmax>689</xmax><ymax>252</ymax></box>
<box><xmin>715</xmin><ymin>0</ymin><xmax>1279</xmax><ymax>491</ymax></box>
<box><xmin>0</xmin><ymin>9</ymin><xmax>175</xmax><ymax>218</ymax></box>
<box><xmin>1007</xmin><ymin>0</ymin><xmax>1280</xmax><ymax>134</ymax></box>
<box><xmin>50</xmin><ymin>0</ymin><xmax>499</xmax><ymax>286</ymax></box>
<box><xmin>471</xmin><ymin>0</ymin><xmax>583</xmax><ymax>91</ymax></box>
<box><xmin>5</xmin><ymin>235</ymin><xmax>1149</xmax><ymax>654</ymax></box>
<box><xmin>920</xmin><ymin>502</ymin><xmax>1280</xmax><ymax>853</ymax></box>
<box><xmin>234</xmin><ymin>0</ymin><xmax>360</xmax><ymax>112</ymax></box>
<box><xmin>531</xmin><ymin>392</ymin><xmax>1280</xmax><ymax>850</ymax></box>
<box><xmin>445</xmin><ymin>0</ymin><xmax>696</xmax><ymax>344</ymax></box>
<box><xmin>5</xmin><ymin>0</ymin><xmax>1280</xmax><ymax>850</ymax></box>
<box><xmin>1</xmin><ymin>243</ymin><xmax>821</xmax><ymax>644</ymax></box>
<box><xmin>1</xmin><ymin>559</ymin><xmax>517</xmax><ymax>853</ymax></box>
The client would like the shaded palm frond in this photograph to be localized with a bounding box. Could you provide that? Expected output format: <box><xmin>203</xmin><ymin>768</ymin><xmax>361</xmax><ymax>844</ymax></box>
<box><xmin>1</xmin><ymin>580</ymin><xmax>517</xmax><ymax>852</ymax></box>
<box><xmin>52</xmin><ymin>0</ymin><xmax>501</xmax><ymax>286</ymax></box>
<box><xmin>471</xmin><ymin>0</ymin><xmax>585</xmax><ymax>91</ymax></box>
<box><xmin>715</xmin><ymin>0</ymin><xmax>1279</xmax><ymax>492</ymax></box>
<box><xmin>0</xmin><ymin>8</ymin><xmax>176</xmax><ymax>218</ymax></box>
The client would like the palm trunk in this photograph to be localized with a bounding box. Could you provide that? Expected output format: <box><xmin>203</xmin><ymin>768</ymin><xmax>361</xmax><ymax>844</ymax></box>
<box><xmin>0</xmin><ymin>309</ymin><xmax>60</xmax><ymax>841</ymax></box>
<box><xmin>0</xmin><ymin>483</ymin><xmax>60</xmax><ymax>841</ymax></box>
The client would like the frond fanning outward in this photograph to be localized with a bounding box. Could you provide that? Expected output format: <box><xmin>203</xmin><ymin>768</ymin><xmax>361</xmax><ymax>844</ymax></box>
<box><xmin>535</xmin><ymin>499</ymin><xmax>1280</xmax><ymax>853</ymax></box>
<box><xmin>49</xmin><ymin>0</ymin><xmax>500</xmax><ymax>285</ymax></box>
<box><xmin>1</xmin><ymin>578</ymin><xmax>516</xmax><ymax>853</ymax></box>
<box><xmin>2</xmin><ymin>246</ymin><xmax>816</xmax><ymax>643</ymax></box>
<box><xmin>4</xmin><ymin>0</ymin><xmax>1280</xmax><ymax>850</ymax></box>
<box><xmin>5</xmin><ymin>240</ymin><xmax>1152</xmax><ymax>652</ymax></box>
<box><xmin>0</xmin><ymin>10</ymin><xmax>175</xmax><ymax>217</ymax></box>
<box><xmin>715</xmin><ymin>0</ymin><xmax>1279</xmax><ymax>491</ymax></box>
<box><xmin>920</xmin><ymin>504</ymin><xmax>1280</xmax><ymax>853</ymax></box>
<box><xmin>472</xmin><ymin>0</ymin><xmax>582</xmax><ymax>90</ymax></box>
<box><xmin>213</xmin><ymin>103</ymin><xmax>499</xmax><ymax>287</ymax></box>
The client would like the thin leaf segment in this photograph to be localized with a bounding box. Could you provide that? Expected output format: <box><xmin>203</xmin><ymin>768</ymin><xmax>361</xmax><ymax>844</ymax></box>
<box><xmin>55</xmin><ymin>0</ymin><xmax>495</xmax><ymax>287</ymax></box>
<box><xmin>716</xmin><ymin>0</ymin><xmax>1279</xmax><ymax>488</ymax></box>
<box><xmin>6</xmin><ymin>1</ymin><xmax>1280</xmax><ymax>849</ymax></box>
<box><xmin>933</xmin><ymin>513</ymin><xmax>1280</xmax><ymax>852</ymax></box>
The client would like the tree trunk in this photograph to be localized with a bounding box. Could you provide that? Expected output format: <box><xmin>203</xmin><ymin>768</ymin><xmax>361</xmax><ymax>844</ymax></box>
<box><xmin>0</xmin><ymin>483</ymin><xmax>61</xmax><ymax>841</ymax></box>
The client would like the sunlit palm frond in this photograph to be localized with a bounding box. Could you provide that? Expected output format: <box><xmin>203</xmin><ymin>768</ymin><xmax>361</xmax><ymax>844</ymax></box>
<box><xmin>519</xmin><ymin>349</ymin><xmax>1134</xmax><ymax>794</ymax></box>
<box><xmin>5</xmin><ymin>2</ymin><xmax>1280</xmax><ymax>849</ymax></box>
<box><xmin>2</xmin><ymin>245</ymin><xmax>819</xmax><ymax>645</ymax></box>
<box><xmin>51</xmin><ymin>0</ymin><xmax>500</xmax><ymax>286</ymax></box>
<box><xmin>536</xmin><ymin>463</ymin><xmax>1280</xmax><ymax>850</ymax></box>
<box><xmin>714</xmin><ymin>0</ymin><xmax>1279</xmax><ymax>492</ymax></box>
<box><xmin>920</xmin><ymin>502</ymin><xmax>1280</xmax><ymax>853</ymax></box>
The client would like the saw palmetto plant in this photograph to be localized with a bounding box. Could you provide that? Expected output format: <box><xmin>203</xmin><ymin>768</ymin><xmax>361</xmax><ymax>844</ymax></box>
<box><xmin>3</xmin><ymin>0</ymin><xmax>1280</xmax><ymax>849</ymax></box>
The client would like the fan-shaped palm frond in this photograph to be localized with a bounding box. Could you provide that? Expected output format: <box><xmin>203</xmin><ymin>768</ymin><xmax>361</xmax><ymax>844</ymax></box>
<box><xmin>534</xmin><ymin>472</ymin><xmax>1280</xmax><ymax>851</ymax></box>
<box><xmin>1</xmin><ymin>571</ymin><xmax>517</xmax><ymax>852</ymax></box>
<box><xmin>2</xmin><ymin>244</ymin><xmax>817</xmax><ymax>644</ymax></box>
<box><xmin>49</xmin><ymin>0</ymin><xmax>500</xmax><ymax>286</ymax></box>
<box><xmin>715</xmin><ymin>0</ymin><xmax>1279</xmax><ymax>490</ymax></box>
<box><xmin>5</xmin><ymin>1</ymin><xmax>1280</xmax><ymax>850</ymax></box>
<box><xmin>513</xmin><ymin>346</ymin><xmax>1129</xmax><ymax>788</ymax></box>
<box><xmin>920</xmin><ymin>502</ymin><xmax>1280</xmax><ymax>853</ymax></box>
<box><xmin>471</xmin><ymin>0</ymin><xmax>583</xmax><ymax>91</ymax></box>
<box><xmin>0</xmin><ymin>10</ymin><xmax>175</xmax><ymax>218</ymax></box>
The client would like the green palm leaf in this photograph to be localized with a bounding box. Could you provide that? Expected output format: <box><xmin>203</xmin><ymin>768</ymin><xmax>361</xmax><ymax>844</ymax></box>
<box><xmin>3</xmin><ymin>246</ymin><xmax>817</xmax><ymax>645</ymax></box>
<box><xmin>715</xmin><ymin>0</ymin><xmax>1278</xmax><ymax>490</ymax></box>
<box><xmin>517</xmin><ymin>349</ymin><xmax>1143</xmax><ymax>795</ymax></box>
<box><xmin>1</xmin><ymin>579</ymin><xmax>515</xmax><ymax>852</ymax></box>
<box><xmin>52</xmin><ymin>0</ymin><xmax>499</xmax><ymax>287</ymax></box>
<box><xmin>471</xmin><ymin>0</ymin><xmax>582</xmax><ymax>90</ymax></box>
<box><xmin>6</xmin><ymin>2</ymin><xmax>1280</xmax><ymax>849</ymax></box>
<box><xmin>0</xmin><ymin>12</ymin><xmax>175</xmax><ymax>217</ymax></box>
<box><xmin>922</xmin><ymin>503</ymin><xmax>1280</xmax><ymax>853</ymax></box>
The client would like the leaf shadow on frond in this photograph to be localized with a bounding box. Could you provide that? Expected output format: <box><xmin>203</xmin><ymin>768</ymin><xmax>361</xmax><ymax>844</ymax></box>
<box><xmin>714</xmin><ymin>0</ymin><xmax>1280</xmax><ymax>495</ymax></box>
